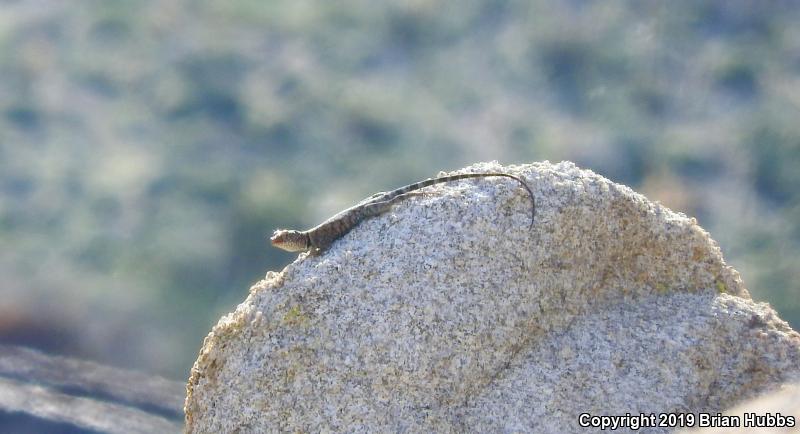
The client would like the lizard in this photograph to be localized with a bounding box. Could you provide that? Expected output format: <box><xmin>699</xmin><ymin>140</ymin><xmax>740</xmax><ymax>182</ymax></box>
<box><xmin>270</xmin><ymin>172</ymin><xmax>535</xmax><ymax>254</ymax></box>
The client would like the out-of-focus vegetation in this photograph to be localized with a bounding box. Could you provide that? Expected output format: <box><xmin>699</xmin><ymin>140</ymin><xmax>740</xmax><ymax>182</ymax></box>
<box><xmin>0</xmin><ymin>0</ymin><xmax>798</xmax><ymax>386</ymax></box>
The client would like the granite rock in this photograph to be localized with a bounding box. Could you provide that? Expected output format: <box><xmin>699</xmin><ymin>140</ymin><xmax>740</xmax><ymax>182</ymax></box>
<box><xmin>185</xmin><ymin>161</ymin><xmax>800</xmax><ymax>433</ymax></box>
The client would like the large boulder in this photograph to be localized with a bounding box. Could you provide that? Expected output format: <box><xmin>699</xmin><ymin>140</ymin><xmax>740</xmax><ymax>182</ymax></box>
<box><xmin>185</xmin><ymin>161</ymin><xmax>800</xmax><ymax>433</ymax></box>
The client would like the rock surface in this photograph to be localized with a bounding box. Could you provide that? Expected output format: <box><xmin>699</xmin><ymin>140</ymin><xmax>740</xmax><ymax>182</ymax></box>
<box><xmin>185</xmin><ymin>161</ymin><xmax>800</xmax><ymax>433</ymax></box>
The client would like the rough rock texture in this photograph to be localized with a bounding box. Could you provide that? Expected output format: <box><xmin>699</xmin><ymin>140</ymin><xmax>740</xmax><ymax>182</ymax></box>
<box><xmin>185</xmin><ymin>161</ymin><xmax>800</xmax><ymax>433</ymax></box>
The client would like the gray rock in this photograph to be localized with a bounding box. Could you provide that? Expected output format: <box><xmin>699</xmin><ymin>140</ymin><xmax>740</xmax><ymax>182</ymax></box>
<box><xmin>185</xmin><ymin>161</ymin><xmax>800</xmax><ymax>433</ymax></box>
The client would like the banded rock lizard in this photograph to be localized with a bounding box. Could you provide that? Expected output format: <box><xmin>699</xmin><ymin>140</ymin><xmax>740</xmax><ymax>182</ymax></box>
<box><xmin>270</xmin><ymin>172</ymin><xmax>535</xmax><ymax>254</ymax></box>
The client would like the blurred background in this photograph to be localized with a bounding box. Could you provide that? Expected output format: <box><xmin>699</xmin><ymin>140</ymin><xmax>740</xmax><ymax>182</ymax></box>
<box><xmin>1</xmin><ymin>0</ymin><xmax>799</xmax><ymax>431</ymax></box>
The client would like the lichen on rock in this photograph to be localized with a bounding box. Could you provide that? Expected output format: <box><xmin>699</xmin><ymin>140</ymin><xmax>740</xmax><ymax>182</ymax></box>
<box><xmin>185</xmin><ymin>161</ymin><xmax>799</xmax><ymax>433</ymax></box>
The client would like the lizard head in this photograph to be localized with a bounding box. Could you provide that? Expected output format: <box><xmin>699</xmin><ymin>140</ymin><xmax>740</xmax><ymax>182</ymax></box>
<box><xmin>270</xmin><ymin>229</ymin><xmax>310</xmax><ymax>252</ymax></box>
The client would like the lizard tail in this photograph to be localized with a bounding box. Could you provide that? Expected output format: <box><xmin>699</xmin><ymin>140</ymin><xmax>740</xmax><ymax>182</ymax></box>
<box><xmin>401</xmin><ymin>172</ymin><xmax>536</xmax><ymax>229</ymax></box>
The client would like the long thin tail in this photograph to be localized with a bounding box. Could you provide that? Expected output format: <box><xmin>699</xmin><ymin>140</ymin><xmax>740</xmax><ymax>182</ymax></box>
<box><xmin>391</xmin><ymin>172</ymin><xmax>536</xmax><ymax>228</ymax></box>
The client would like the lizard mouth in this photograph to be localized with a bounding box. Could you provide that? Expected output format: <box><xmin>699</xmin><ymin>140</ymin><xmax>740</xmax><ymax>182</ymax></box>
<box><xmin>269</xmin><ymin>229</ymin><xmax>307</xmax><ymax>252</ymax></box>
<box><xmin>270</xmin><ymin>230</ymin><xmax>285</xmax><ymax>245</ymax></box>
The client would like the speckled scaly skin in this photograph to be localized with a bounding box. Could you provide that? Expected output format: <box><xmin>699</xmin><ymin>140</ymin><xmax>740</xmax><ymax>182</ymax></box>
<box><xmin>270</xmin><ymin>173</ymin><xmax>535</xmax><ymax>254</ymax></box>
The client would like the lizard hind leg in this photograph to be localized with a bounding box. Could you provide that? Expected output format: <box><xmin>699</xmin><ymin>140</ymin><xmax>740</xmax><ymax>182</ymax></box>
<box><xmin>361</xmin><ymin>191</ymin><xmax>429</xmax><ymax>219</ymax></box>
<box><xmin>394</xmin><ymin>191</ymin><xmax>429</xmax><ymax>199</ymax></box>
<box><xmin>356</xmin><ymin>191</ymin><xmax>389</xmax><ymax>206</ymax></box>
<box><xmin>361</xmin><ymin>199</ymin><xmax>398</xmax><ymax>218</ymax></box>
